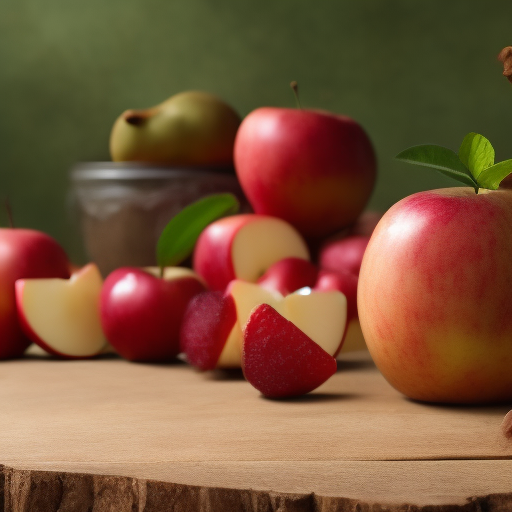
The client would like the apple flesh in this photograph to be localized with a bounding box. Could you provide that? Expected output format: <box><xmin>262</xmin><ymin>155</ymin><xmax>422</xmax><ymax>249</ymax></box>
<box><xmin>15</xmin><ymin>263</ymin><xmax>106</xmax><ymax>358</ymax></box>
<box><xmin>228</xmin><ymin>280</ymin><xmax>347</xmax><ymax>358</ymax></box>
<box><xmin>234</xmin><ymin>107</ymin><xmax>377</xmax><ymax>239</ymax></box>
<box><xmin>0</xmin><ymin>228</ymin><xmax>70</xmax><ymax>359</ymax></box>
<box><xmin>100</xmin><ymin>266</ymin><xmax>206</xmax><ymax>362</ymax></box>
<box><xmin>193</xmin><ymin>214</ymin><xmax>310</xmax><ymax>291</ymax></box>
<box><xmin>180</xmin><ymin>291</ymin><xmax>242</xmax><ymax>370</ymax></box>
<box><xmin>242</xmin><ymin>304</ymin><xmax>337</xmax><ymax>398</ymax></box>
<box><xmin>359</xmin><ymin>188</ymin><xmax>512</xmax><ymax>404</ymax></box>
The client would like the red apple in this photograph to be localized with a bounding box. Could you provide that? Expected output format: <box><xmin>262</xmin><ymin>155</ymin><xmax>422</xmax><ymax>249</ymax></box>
<box><xmin>16</xmin><ymin>263</ymin><xmax>106</xmax><ymax>359</ymax></box>
<box><xmin>242</xmin><ymin>304</ymin><xmax>337</xmax><ymax>398</ymax></box>
<box><xmin>193</xmin><ymin>214</ymin><xmax>309</xmax><ymax>291</ymax></box>
<box><xmin>257</xmin><ymin>257</ymin><xmax>319</xmax><ymax>296</ymax></box>
<box><xmin>318</xmin><ymin>235</ymin><xmax>370</xmax><ymax>277</ymax></box>
<box><xmin>349</xmin><ymin>210</ymin><xmax>383</xmax><ymax>237</ymax></box>
<box><xmin>0</xmin><ymin>228</ymin><xmax>69</xmax><ymax>359</ymax></box>
<box><xmin>180</xmin><ymin>290</ymin><xmax>242</xmax><ymax>370</ymax></box>
<box><xmin>358</xmin><ymin>187</ymin><xmax>512</xmax><ymax>404</ymax></box>
<box><xmin>234</xmin><ymin>107</ymin><xmax>377</xmax><ymax>239</ymax></box>
<box><xmin>100</xmin><ymin>267</ymin><xmax>206</xmax><ymax>362</ymax></box>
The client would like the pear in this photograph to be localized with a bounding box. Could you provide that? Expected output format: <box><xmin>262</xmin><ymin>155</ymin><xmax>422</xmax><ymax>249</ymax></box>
<box><xmin>110</xmin><ymin>91</ymin><xmax>241</xmax><ymax>168</ymax></box>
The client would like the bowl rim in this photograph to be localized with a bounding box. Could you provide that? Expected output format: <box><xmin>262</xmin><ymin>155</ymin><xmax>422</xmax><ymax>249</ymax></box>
<box><xmin>71</xmin><ymin>162</ymin><xmax>236</xmax><ymax>181</ymax></box>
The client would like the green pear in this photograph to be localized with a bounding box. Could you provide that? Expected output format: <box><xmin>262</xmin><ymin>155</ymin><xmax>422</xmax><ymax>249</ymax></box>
<box><xmin>110</xmin><ymin>91</ymin><xmax>241</xmax><ymax>167</ymax></box>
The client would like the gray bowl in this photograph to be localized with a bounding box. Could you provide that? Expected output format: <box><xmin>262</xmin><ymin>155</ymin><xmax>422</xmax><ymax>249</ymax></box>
<box><xmin>70</xmin><ymin>162</ymin><xmax>248</xmax><ymax>276</ymax></box>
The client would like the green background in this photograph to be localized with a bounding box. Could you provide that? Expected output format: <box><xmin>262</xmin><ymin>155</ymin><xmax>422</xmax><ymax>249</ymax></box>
<box><xmin>1</xmin><ymin>0</ymin><xmax>511</xmax><ymax>263</ymax></box>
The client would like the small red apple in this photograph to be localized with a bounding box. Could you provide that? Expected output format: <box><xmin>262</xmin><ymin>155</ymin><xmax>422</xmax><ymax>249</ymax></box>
<box><xmin>257</xmin><ymin>257</ymin><xmax>318</xmax><ymax>296</ymax></box>
<box><xmin>234</xmin><ymin>107</ymin><xmax>377</xmax><ymax>239</ymax></box>
<box><xmin>100</xmin><ymin>267</ymin><xmax>206</xmax><ymax>362</ymax></box>
<box><xmin>318</xmin><ymin>235</ymin><xmax>370</xmax><ymax>277</ymax></box>
<box><xmin>0</xmin><ymin>228</ymin><xmax>69</xmax><ymax>359</ymax></box>
<box><xmin>242</xmin><ymin>304</ymin><xmax>337</xmax><ymax>398</ymax></box>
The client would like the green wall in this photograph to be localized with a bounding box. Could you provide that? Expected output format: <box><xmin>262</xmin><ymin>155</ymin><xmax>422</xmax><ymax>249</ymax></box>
<box><xmin>1</xmin><ymin>0</ymin><xmax>512</xmax><ymax>263</ymax></box>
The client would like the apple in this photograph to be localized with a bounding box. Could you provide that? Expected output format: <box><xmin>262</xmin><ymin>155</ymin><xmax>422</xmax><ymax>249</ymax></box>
<box><xmin>0</xmin><ymin>228</ymin><xmax>69</xmax><ymax>359</ymax></box>
<box><xmin>193</xmin><ymin>214</ymin><xmax>310</xmax><ymax>291</ymax></box>
<box><xmin>318</xmin><ymin>235</ymin><xmax>370</xmax><ymax>277</ymax></box>
<box><xmin>349</xmin><ymin>210</ymin><xmax>383</xmax><ymax>237</ymax></box>
<box><xmin>229</xmin><ymin>280</ymin><xmax>347</xmax><ymax>358</ymax></box>
<box><xmin>242</xmin><ymin>304</ymin><xmax>337</xmax><ymax>398</ymax></box>
<box><xmin>100</xmin><ymin>266</ymin><xmax>206</xmax><ymax>362</ymax></box>
<box><xmin>180</xmin><ymin>290</ymin><xmax>242</xmax><ymax>370</ymax></box>
<box><xmin>257</xmin><ymin>257</ymin><xmax>318</xmax><ymax>296</ymax></box>
<box><xmin>234</xmin><ymin>107</ymin><xmax>377</xmax><ymax>239</ymax></box>
<box><xmin>358</xmin><ymin>187</ymin><xmax>512</xmax><ymax>404</ymax></box>
<box><xmin>15</xmin><ymin>263</ymin><xmax>106</xmax><ymax>358</ymax></box>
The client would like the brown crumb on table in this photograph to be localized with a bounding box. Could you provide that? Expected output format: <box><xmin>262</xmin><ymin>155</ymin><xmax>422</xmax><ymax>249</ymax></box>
<box><xmin>498</xmin><ymin>47</ymin><xmax>512</xmax><ymax>83</ymax></box>
<box><xmin>501</xmin><ymin>410</ymin><xmax>512</xmax><ymax>439</ymax></box>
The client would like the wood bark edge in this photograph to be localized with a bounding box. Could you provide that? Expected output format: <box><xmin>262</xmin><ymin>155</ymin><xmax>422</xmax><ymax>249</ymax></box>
<box><xmin>1</xmin><ymin>465</ymin><xmax>511</xmax><ymax>512</ymax></box>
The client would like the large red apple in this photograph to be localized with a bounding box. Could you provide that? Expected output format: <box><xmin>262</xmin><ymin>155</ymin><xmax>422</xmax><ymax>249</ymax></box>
<box><xmin>100</xmin><ymin>267</ymin><xmax>206</xmax><ymax>362</ymax></box>
<box><xmin>234</xmin><ymin>107</ymin><xmax>377</xmax><ymax>239</ymax></box>
<box><xmin>358</xmin><ymin>187</ymin><xmax>512</xmax><ymax>404</ymax></box>
<box><xmin>0</xmin><ymin>228</ymin><xmax>69</xmax><ymax>359</ymax></box>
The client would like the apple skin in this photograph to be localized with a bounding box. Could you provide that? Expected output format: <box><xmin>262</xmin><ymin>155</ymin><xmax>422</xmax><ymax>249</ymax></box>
<box><xmin>257</xmin><ymin>257</ymin><xmax>319</xmax><ymax>296</ymax></box>
<box><xmin>180</xmin><ymin>291</ymin><xmax>238</xmax><ymax>370</ymax></box>
<box><xmin>100</xmin><ymin>267</ymin><xmax>206</xmax><ymax>362</ymax></box>
<box><xmin>234</xmin><ymin>107</ymin><xmax>377</xmax><ymax>239</ymax></box>
<box><xmin>358</xmin><ymin>187</ymin><xmax>512</xmax><ymax>404</ymax></box>
<box><xmin>242</xmin><ymin>304</ymin><xmax>338</xmax><ymax>398</ymax></box>
<box><xmin>193</xmin><ymin>214</ymin><xmax>309</xmax><ymax>291</ymax></box>
<box><xmin>318</xmin><ymin>235</ymin><xmax>370</xmax><ymax>277</ymax></box>
<box><xmin>0</xmin><ymin>229</ymin><xmax>69</xmax><ymax>359</ymax></box>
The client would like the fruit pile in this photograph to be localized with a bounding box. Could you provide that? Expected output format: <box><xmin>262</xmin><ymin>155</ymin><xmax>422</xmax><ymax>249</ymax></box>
<box><xmin>0</xmin><ymin>87</ymin><xmax>378</xmax><ymax>399</ymax></box>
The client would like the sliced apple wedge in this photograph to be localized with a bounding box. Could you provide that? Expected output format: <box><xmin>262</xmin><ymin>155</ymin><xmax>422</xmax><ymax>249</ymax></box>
<box><xmin>228</xmin><ymin>280</ymin><xmax>347</xmax><ymax>357</ymax></box>
<box><xmin>16</xmin><ymin>263</ymin><xmax>107</xmax><ymax>359</ymax></box>
<box><xmin>242</xmin><ymin>304</ymin><xmax>338</xmax><ymax>398</ymax></box>
<box><xmin>180</xmin><ymin>291</ymin><xmax>242</xmax><ymax>370</ymax></box>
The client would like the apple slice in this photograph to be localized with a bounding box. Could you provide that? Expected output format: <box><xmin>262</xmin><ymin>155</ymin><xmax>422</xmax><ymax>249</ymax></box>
<box><xmin>15</xmin><ymin>263</ymin><xmax>106</xmax><ymax>359</ymax></box>
<box><xmin>242</xmin><ymin>304</ymin><xmax>337</xmax><ymax>398</ymax></box>
<box><xmin>180</xmin><ymin>291</ymin><xmax>242</xmax><ymax>370</ymax></box>
<box><xmin>228</xmin><ymin>280</ymin><xmax>347</xmax><ymax>357</ymax></box>
<box><xmin>193</xmin><ymin>214</ymin><xmax>310</xmax><ymax>291</ymax></box>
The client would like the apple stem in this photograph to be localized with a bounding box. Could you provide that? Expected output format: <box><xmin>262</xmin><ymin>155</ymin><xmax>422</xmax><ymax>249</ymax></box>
<box><xmin>5</xmin><ymin>198</ymin><xmax>14</xmax><ymax>228</ymax></box>
<box><xmin>290</xmin><ymin>81</ymin><xmax>302</xmax><ymax>109</ymax></box>
<box><xmin>159</xmin><ymin>265</ymin><xmax>164</xmax><ymax>279</ymax></box>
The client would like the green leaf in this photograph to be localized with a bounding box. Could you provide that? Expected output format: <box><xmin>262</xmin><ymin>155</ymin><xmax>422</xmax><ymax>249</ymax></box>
<box><xmin>458</xmin><ymin>132</ymin><xmax>495</xmax><ymax>180</ymax></box>
<box><xmin>396</xmin><ymin>145</ymin><xmax>478</xmax><ymax>190</ymax></box>
<box><xmin>476</xmin><ymin>159</ymin><xmax>512</xmax><ymax>190</ymax></box>
<box><xmin>156</xmin><ymin>193</ymin><xmax>240</xmax><ymax>271</ymax></box>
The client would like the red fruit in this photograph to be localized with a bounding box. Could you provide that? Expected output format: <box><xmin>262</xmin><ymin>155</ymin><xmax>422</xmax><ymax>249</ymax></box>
<box><xmin>242</xmin><ymin>304</ymin><xmax>337</xmax><ymax>398</ymax></box>
<box><xmin>181</xmin><ymin>291</ymin><xmax>238</xmax><ymax>370</ymax></box>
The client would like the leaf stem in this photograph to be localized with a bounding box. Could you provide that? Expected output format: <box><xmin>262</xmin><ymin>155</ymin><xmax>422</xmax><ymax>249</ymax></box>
<box><xmin>5</xmin><ymin>198</ymin><xmax>14</xmax><ymax>228</ymax></box>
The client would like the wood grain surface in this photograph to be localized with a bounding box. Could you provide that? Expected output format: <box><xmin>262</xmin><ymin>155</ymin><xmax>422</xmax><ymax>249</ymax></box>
<box><xmin>0</xmin><ymin>350</ymin><xmax>511</xmax><ymax>510</ymax></box>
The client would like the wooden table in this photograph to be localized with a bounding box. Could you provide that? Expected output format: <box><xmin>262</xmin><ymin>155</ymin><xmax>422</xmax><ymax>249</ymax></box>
<box><xmin>0</xmin><ymin>350</ymin><xmax>511</xmax><ymax>511</ymax></box>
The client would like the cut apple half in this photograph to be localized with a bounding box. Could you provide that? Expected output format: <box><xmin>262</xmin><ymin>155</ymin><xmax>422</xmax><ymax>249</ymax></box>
<box><xmin>228</xmin><ymin>280</ymin><xmax>347</xmax><ymax>357</ymax></box>
<box><xmin>16</xmin><ymin>263</ymin><xmax>107</xmax><ymax>359</ymax></box>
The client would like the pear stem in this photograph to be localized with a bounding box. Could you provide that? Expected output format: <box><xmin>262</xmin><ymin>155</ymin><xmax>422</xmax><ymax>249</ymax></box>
<box><xmin>123</xmin><ymin>109</ymin><xmax>152</xmax><ymax>126</ymax></box>
<box><xmin>5</xmin><ymin>198</ymin><xmax>14</xmax><ymax>228</ymax></box>
<box><xmin>290</xmin><ymin>81</ymin><xmax>302</xmax><ymax>109</ymax></box>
